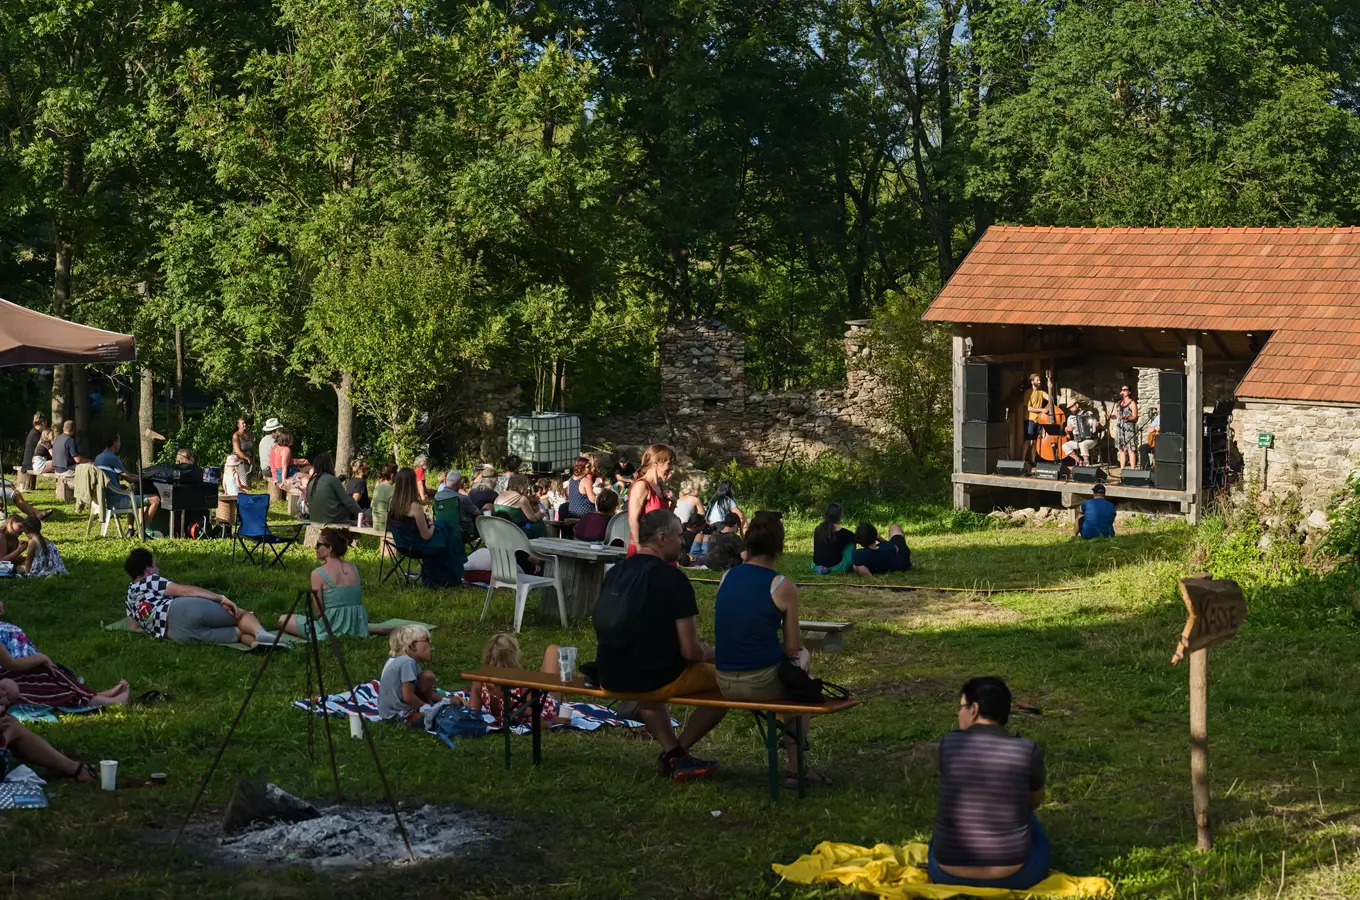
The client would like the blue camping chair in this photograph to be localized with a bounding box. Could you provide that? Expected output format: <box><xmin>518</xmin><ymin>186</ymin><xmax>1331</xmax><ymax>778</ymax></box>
<box><xmin>232</xmin><ymin>492</ymin><xmax>302</xmax><ymax>568</ymax></box>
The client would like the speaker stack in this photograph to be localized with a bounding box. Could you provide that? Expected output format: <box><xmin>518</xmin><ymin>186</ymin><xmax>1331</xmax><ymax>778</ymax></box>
<box><xmin>1203</xmin><ymin>408</ymin><xmax>1232</xmax><ymax>489</ymax></box>
<box><xmin>962</xmin><ymin>363</ymin><xmax>1009</xmax><ymax>474</ymax></box>
<box><xmin>1154</xmin><ymin>371</ymin><xmax>1187</xmax><ymax>491</ymax></box>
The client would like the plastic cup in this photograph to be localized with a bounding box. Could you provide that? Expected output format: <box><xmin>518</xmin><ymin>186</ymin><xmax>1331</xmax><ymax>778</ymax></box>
<box><xmin>100</xmin><ymin>760</ymin><xmax>118</xmax><ymax>791</ymax></box>
<box><xmin>557</xmin><ymin>646</ymin><xmax>577</xmax><ymax>684</ymax></box>
<box><xmin>348</xmin><ymin>711</ymin><xmax>363</xmax><ymax>739</ymax></box>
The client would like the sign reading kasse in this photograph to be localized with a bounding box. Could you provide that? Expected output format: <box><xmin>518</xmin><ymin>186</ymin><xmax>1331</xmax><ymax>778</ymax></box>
<box><xmin>1171</xmin><ymin>574</ymin><xmax>1246</xmax><ymax>664</ymax></box>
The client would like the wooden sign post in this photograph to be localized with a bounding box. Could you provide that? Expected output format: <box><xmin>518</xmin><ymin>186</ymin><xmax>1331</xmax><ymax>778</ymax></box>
<box><xmin>1171</xmin><ymin>573</ymin><xmax>1247</xmax><ymax>851</ymax></box>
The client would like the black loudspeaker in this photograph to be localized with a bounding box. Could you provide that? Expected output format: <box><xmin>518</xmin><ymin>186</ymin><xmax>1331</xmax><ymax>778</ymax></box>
<box><xmin>1155</xmin><ymin>462</ymin><xmax>1186</xmax><ymax>491</ymax></box>
<box><xmin>962</xmin><ymin>448</ymin><xmax>1005</xmax><ymax>474</ymax></box>
<box><xmin>1121</xmin><ymin>468</ymin><xmax>1154</xmax><ymax>487</ymax></box>
<box><xmin>1156</xmin><ymin>433</ymin><xmax>1186</xmax><ymax>464</ymax></box>
<box><xmin>1159</xmin><ymin>370</ymin><xmax>1187</xmax><ymax>435</ymax></box>
<box><xmin>962</xmin><ymin>422</ymin><xmax>1009</xmax><ymax>450</ymax></box>
<box><xmin>995</xmin><ymin>459</ymin><xmax>1030</xmax><ymax>477</ymax></box>
<box><xmin>963</xmin><ymin>363</ymin><xmax>1001</xmax><ymax>423</ymax></box>
<box><xmin>1034</xmin><ymin>462</ymin><xmax>1063</xmax><ymax>481</ymax></box>
<box><xmin>1072</xmin><ymin>465</ymin><xmax>1107</xmax><ymax>484</ymax></box>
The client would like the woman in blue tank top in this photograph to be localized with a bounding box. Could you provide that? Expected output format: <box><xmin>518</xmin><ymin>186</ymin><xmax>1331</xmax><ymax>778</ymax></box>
<box><xmin>713</xmin><ymin>511</ymin><xmax>830</xmax><ymax>788</ymax></box>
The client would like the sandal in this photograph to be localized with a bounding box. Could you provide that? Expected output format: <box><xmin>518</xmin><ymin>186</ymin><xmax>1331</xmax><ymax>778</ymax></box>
<box><xmin>132</xmin><ymin>690</ymin><xmax>174</xmax><ymax>708</ymax></box>
<box><xmin>782</xmin><ymin>769</ymin><xmax>833</xmax><ymax>789</ymax></box>
<box><xmin>65</xmin><ymin>762</ymin><xmax>96</xmax><ymax>783</ymax></box>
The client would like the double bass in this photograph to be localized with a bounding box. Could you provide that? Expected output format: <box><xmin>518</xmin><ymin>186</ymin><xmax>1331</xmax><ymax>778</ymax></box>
<box><xmin>1033</xmin><ymin>369</ymin><xmax>1068</xmax><ymax>463</ymax></box>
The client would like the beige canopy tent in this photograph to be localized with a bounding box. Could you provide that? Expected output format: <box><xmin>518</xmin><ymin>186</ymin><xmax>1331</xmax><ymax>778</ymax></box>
<box><xmin>1</xmin><ymin>297</ymin><xmax>136</xmax><ymax>518</ymax></box>
<box><xmin>0</xmin><ymin>297</ymin><xmax>135</xmax><ymax>367</ymax></box>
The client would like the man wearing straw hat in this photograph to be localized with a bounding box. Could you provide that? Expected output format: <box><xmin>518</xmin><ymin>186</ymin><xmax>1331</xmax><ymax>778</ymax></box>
<box><xmin>257</xmin><ymin>418</ymin><xmax>282</xmax><ymax>482</ymax></box>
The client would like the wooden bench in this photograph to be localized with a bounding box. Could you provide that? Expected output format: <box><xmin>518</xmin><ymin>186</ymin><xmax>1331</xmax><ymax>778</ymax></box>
<box><xmin>799</xmin><ymin>621</ymin><xmax>854</xmax><ymax>653</ymax></box>
<box><xmin>459</xmin><ymin>666</ymin><xmax>857</xmax><ymax>801</ymax></box>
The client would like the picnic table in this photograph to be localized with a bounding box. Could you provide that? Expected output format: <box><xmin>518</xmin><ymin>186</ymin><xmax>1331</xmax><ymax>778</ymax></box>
<box><xmin>528</xmin><ymin>537</ymin><xmax>625</xmax><ymax>623</ymax></box>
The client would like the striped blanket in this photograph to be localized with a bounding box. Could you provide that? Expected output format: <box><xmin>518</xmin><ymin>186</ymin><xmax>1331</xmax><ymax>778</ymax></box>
<box><xmin>293</xmin><ymin>680</ymin><xmax>665</xmax><ymax>736</ymax></box>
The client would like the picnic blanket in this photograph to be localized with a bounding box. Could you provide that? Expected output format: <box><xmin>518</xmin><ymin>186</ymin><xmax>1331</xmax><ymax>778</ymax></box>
<box><xmin>294</xmin><ymin>680</ymin><xmax>669</xmax><ymax>736</ymax></box>
<box><xmin>0</xmin><ymin>765</ymin><xmax>47</xmax><ymax>809</ymax></box>
<box><xmin>9</xmin><ymin>703</ymin><xmax>99</xmax><ymax>723</ymax></box>
<box><xmin>773</xmin><ymin>842</ymin><xmax>1113</xmax><ymax>899</ymax></box>
<box><xmin>367</xmin><ymin>619</ymin><xmax>437</xmax><ymax>634</ymax></box>
<box><xmin>102</xmin><ymin>617</ymin><xmax>298</xmax><ymax>651</ymax></box>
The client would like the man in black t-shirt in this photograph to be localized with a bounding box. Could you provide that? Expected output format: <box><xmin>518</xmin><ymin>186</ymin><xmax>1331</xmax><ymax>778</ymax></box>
<box><xmin>22</xmin><ymin>414</ymin><xmax>46</xmax><ymax>472</ymax></box>
<box><xmin>594</xmin><ymin>509</ymin><xmax>726</xmax><ymax>781</ymax></box>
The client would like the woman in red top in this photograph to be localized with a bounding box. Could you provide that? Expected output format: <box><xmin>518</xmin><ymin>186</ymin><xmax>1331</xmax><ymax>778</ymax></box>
<box><xmin>626</xmin><ymin>443</ymin><xmax>675</xmax><ymax>556</ymax></box>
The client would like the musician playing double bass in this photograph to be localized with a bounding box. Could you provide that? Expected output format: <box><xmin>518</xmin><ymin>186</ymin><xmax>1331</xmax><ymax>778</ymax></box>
<box><xmin>1024</xmin><ymin>371</ymin><xmax>1054</xmax><ymax>466</ymax></box>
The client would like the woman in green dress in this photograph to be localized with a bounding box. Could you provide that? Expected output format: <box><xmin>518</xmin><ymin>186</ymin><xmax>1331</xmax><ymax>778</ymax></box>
<box><xmin>278</xmin><ymin>529</ymin><xmax>385</xmax><ymax>637</ymax></box>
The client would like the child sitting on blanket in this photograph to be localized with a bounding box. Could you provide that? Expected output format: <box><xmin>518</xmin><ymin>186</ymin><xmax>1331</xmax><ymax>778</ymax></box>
<box><xmin>377</xmin><ymin>625</ymin><xmax>438</xmax><ymax>725</ymax></box>
<box><xmin>467</xmin><ymin>633</ymin><xmax>571</xmax><ymax>726</ymax></box>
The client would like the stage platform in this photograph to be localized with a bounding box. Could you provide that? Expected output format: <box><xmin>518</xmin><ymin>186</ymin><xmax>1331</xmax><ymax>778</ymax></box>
<box><xmin>953</xmin><ymin>471</ymin><xmax>1192</xmax><ymax>506</ymax></box>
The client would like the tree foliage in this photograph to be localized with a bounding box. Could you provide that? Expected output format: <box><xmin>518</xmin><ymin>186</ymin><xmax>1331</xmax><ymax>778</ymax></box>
<box><xmin>3</xmin><ymin>0</ymin><xmax>1359</xmax><ymax>463</ymax></box>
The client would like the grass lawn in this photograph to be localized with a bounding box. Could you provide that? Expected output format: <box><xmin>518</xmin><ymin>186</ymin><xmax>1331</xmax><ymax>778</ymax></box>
<box><xmin>1</xmin><ymin>489</ymin><xmax>1357</xmax><ymax>899</ymax></box>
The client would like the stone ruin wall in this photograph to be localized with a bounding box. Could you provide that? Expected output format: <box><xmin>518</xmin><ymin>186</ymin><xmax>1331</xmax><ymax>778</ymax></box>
<box><xmin>1232</xmin><ymin>401</ymin><xmax>1360</xmax><ymax>513</ymax></box>
<box><xmin>584</xmin><ymin>319</ymin><xmax>892</xmax><ymax>466</ymax></box>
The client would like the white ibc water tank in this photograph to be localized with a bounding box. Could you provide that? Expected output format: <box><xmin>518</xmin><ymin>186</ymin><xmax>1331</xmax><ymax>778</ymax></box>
<box><xmin>506</xmin><ymin>413</ymin><xmax>582</xmax><ymax>472</ymax></box>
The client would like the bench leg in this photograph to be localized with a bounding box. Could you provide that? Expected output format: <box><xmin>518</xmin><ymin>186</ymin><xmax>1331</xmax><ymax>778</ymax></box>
<box><xmin>796</xmin><ymin>715</ymin><xmax>806</xmax><ymax>800</ymax></box>
<box><xmin>765</xmin><ymin>710</ymin><xmax>779</xmax><ymax>803</ymax></box>
<box><xmin>531</xmin><ymin>690</ymin><xmax>542</xmax><ymax>765</ymax></box>
<box><xmin>502</xmin><ymin>686</ymin><xmax>513</xmax><ymax>771</ymax></box>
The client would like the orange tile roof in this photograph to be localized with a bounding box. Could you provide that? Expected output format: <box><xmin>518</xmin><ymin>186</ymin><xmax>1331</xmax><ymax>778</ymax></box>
<box><xmin>923</xmin><ymin>226</ymin><xmax>1360</xmax><ymax>404</ymax></box>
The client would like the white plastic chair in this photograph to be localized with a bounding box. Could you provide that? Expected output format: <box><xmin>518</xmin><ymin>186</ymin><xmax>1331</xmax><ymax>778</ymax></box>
<box><xmin>605</xmin><ymin>512</ymin><xmax>630</xmax><ymax>546</ymax></box>
<box><xmin>80</xmin><ymin>464</ymin><xmax>144</xmax><ymax>538</ymax></box>
<box><xmin>476</xmin><ymin>516</ymin><xmax>566</xmax><ymax>632</ymax></box>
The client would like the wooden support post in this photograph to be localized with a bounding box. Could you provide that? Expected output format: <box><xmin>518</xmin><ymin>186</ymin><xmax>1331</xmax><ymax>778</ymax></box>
<box><xmin>952</xmin><ymin>331</ymin><xmax>966</xmax><ymax>510</ymax></box>
<box><xmin>1190</xmin><ymin>647</ymin><xmax>1212</xmax><ymax>850</ymax></box>
<box><xmin>1185</xmin><ymin>336</ymin><xmax>1203</xmax><ymax>524</ymax></box>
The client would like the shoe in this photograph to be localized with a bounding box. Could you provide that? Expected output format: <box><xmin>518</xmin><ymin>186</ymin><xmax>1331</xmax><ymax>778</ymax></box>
<box><xmin>655</xmin><ymin>752</ymin><xmax>675</xmax><ymax>776</ymax></box>
<box><xmin>669</xmin><ymin>754</ymin><xmax>719</xmax><ymax>782</ymax></box>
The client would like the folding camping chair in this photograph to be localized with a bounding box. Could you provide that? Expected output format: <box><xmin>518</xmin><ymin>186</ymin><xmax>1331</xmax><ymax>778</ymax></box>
<box><xmin>377</xmin><ymin>519</ymin><xmax>424</xmax><ymax>588</ymax></box>
<box><xmin>432</xmin><ymin>496</ymin><xmax>471</xmax><ymax>549</ymax></box>
<box><xmin>232</xmin><ymin>492</ymin><xmax>302</xmax><ymax>568</ymax></box>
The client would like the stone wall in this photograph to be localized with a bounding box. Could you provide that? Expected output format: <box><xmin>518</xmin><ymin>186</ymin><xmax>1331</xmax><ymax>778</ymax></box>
<box><xmin>583</xmin><ymin>319</ymin><xmax>891</xmax><ymax>465</ymax></box>
<box><xmin>1233</xmin><ymin>401</ymin><xmax>1360</xmax><ymax>512</ymax></box>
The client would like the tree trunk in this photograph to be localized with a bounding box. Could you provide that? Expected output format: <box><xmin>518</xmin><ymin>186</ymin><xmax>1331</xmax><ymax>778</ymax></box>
<box><xmin>334</xmin><ymin>372</ymin><xmax>355</xmax><ymax>476</ymax></box>
<box><xmin>72</xmin><ymin>366</ymin><xmax>90</xmax><ymax>457</ymax></box>
<box><xmin>174</xmin><ymin>326</ymin><xmax>186</xmax><ymax>429</ymax></box>
<box><xmin>50</xmin><ymin>231</ymin><xmax>75</xmax><ymax>428</ymax></box>
<box><xmin>139</xmin><ymin>366</ymin><xmax>156</xmax><ymax>467</ymax></box>
<box><xmin>558</xmin><ymin>360</ymin><xmax>567</xmax><ymax>412</ymax></box>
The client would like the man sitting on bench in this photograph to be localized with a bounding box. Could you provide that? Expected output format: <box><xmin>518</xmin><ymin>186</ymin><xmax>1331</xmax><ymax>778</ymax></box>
<box><xmin>593</xmin><ymin>509</ymin><xmax>726</xmax><ymax>782</ymax></box>
<box><xmin>928</xmin><ymin>676</ymin><xmax>1049</xmax><ymax>891</ymax></box>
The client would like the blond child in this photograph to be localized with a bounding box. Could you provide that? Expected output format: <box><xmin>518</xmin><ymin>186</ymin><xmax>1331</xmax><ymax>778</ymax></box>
<box><xmin>377</xmin><ymin>625</ymin><xmax>437</xmax><ymax>725</ymax></box>
<box><xmin>468</xmin><ymin>633</ymin><xmax>571</xmax><ymax>726</ymax></box>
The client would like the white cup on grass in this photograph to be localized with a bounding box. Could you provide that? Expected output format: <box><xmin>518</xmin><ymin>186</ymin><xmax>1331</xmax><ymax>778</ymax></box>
<box><xmin>100</xmin><ymin>760</ymin><xmax>118</xmax><ymax>791</ymax></box>
<box><xmin>348</xmin><ymin>711</ymin><xmax>363</xmax><ymax>739</ymax></box>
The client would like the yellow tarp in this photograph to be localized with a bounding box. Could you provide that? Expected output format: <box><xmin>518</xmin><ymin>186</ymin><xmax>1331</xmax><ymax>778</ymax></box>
<box><xmin>772</xmin><ymin>841</ymin><xmax>1114</xmax><ymax>899</ymax></box>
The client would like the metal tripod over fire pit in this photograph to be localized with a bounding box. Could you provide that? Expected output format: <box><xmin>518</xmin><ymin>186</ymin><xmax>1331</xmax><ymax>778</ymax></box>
<box><xmin>173</xmin><ymin>588</ymin><xmax>414</xmax><ymax>860</ymax></box>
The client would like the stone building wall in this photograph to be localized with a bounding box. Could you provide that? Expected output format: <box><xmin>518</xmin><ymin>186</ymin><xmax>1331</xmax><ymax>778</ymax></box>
<box><xmin>583</xmin><ymin>319</ymin><xmax>891</xmax><ymax>465</ymax></box>
<box><xmin>1232</xmin><ymin>401</ymin><xmax>1360</xmax><ymax>512</ymax></box>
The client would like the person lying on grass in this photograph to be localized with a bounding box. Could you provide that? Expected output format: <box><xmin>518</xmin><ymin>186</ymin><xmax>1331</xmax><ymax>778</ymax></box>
<box><xmin>377</xmin><ymin>625</ymin><xmax>438</xmax><ymax>726</ymax></box>
<box><xmin>123</xmin><ymin>547</ymin><xmax>281</xmax><ymax>647</ymax></box>
<box><xmin>278</xmin><ymin>528</ymin><xmax>384</xmax><ymax>639</ymax></box>
<box><xmin>594</xmin><ymin>509</ymin><xmax>726</xmax><ymax>782</ymax></box>
<box><xmin>851</xmin><ymin>522</ymin><xmax>912</xmax><ymax>576</ymax></box>
<box><xmin>467</xmin><ymin>633</ymin><xmax>572</xmax><ymax>727</ymax></box>
<box><xmin>714</xmin><ymin>511</ymin><xmax>830</xmax><ymax>788</ymax></box>
<box><xmin>928</xmin><ymin>676</ymin><xmax>1049</xmax><ymax>891</ymax></box>
<box><xmin>0</xmin><ymin>600</ymin><xmax>129</xmax><ymax>707</ymax></box>
<box><xmin>0</xmin><ymin>678</ymin><xmax>98</xmax><ymax>782</ymax></box>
